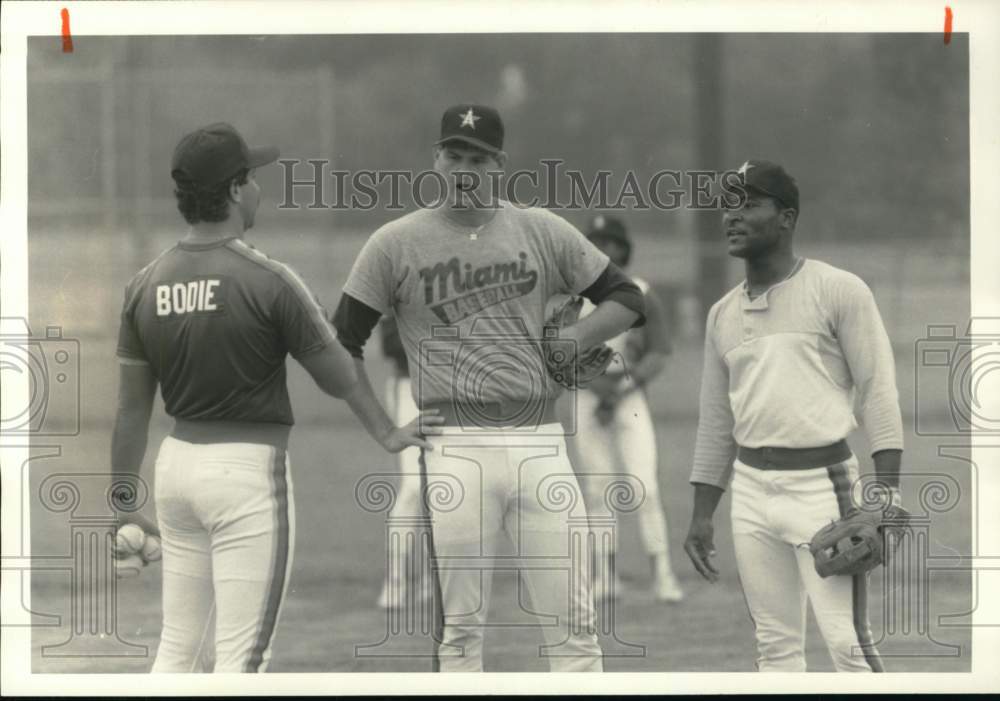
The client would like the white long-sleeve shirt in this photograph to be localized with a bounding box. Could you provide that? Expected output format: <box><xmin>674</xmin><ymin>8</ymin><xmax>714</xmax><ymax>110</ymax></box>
<box><xmin>690</xmin><ymin>258</ymin><xmax>904</xmax><ymax>489</ymax></box>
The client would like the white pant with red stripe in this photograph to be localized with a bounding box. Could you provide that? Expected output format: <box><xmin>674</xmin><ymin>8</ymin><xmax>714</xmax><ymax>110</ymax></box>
<box><xmin>730</xmin><ymin>455</ymin><xmax>883</xmax><ymax>672</ymax></box>
<box><xmin>151</xmin><ymin>436</ymin><xmax>295</xmax><ymax>673</ymax></box>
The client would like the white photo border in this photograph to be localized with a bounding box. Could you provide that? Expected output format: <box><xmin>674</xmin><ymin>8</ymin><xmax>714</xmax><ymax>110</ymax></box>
<box><xmin>2</xmin><ymin>0</ymin><xmax>998</xmax><ymax>694</ymax></box>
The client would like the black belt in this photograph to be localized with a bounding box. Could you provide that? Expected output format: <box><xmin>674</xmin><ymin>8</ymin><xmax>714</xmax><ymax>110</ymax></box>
<box><xmin>737</xmin><ymin>439</ymin><xmax>851</xmax><ymax>470</ymax></box>
<box><xmin>171</xmin><ymin>419</ymin><xmax>291</xmax><ymax>450</ymax></box>
<box><xmin>422</xmin><ymin>398</ymin><xmax>560</xmax><ymax>429</ymax></box>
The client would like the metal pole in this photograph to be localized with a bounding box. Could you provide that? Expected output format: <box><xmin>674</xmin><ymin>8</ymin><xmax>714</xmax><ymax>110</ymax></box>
<box><xmin>100</xmin><ymin>54</ymin><xmax>117</xmax><ymax>235</ymax></box>
<box><xmin>317</xmin><ymin>64</ymin><xmax>334</xmax><ymax>159</ymax></box>
<box><xmin>692</xmin><ymin>34</ymin><xmax>726</xmax><ymax>325</ymax></box>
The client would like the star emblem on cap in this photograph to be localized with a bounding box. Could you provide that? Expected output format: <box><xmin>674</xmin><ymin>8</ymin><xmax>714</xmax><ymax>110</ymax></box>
<box><xmin>459</xmin><ymin>108</ymin><xmax>480</xmax><ymax>130</ymax></box>
<box><xmin>738</xmin><ymin>161</ymin><xmax>755</xmax><ymax>176</ymax></box>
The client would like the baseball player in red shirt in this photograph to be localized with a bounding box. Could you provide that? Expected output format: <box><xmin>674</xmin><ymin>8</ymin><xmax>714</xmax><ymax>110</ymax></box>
<box><xmin>111</xmin><ymin>123</ymin><xmax>438</xmax><ymax>672</ymax></box>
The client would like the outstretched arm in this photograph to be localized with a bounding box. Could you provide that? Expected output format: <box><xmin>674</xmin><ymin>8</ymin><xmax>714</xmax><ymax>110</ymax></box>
<box><xmin>295</xmin><ymin>336</ymin><xmax>359</xmax><ymax>399</ymax></box>
<box><xmin>297</xmin><ymin>331</ymin><xmax>440</xmax><ymax>453</ymax></box>
<box><xmin>324</xmin><ymin>293</ymin><xmax>442</xmax><ymax>452</ymax></box>
<box><xmin>347</xmin><ymin>357</ymin><xmax>441</xmax><ymax>453</ymax></box>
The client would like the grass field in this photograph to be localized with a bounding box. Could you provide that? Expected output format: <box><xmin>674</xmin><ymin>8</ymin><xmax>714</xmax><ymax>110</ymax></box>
<box><xmin>27</xmin><ymin>344</ymin><xmax>974</xmax><ymax>673</ymax></box>
<box><xmin>21</xmin><ymin>227</ymin><xmax>974</xmax><ymax>674</ymax></box>
<box><xmin>17</xmin><ymin>28</ymin><xmax>974</xmax><ymax>676</ymax></box>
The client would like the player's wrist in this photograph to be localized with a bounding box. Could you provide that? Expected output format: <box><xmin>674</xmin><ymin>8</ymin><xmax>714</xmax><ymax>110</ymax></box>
<box><xmin>624</xmin><ymin>372</ymin><xmax>642</xmax><ymax>390</ymax></box>
<box><xmin>604</xmin><ymin>370</ymin><xmax>626</xmax><ymax>384</ymax></box>
<box><xmin>689</xmin><ymin>507</ymin><xmax>717</xmax><ymax>525</ymax></box>
<box><xmin>375</xmin><ymin>423</ymin><xmax>397</xmax><ymax>449</ymax></box>
<box><xmin>887</xmin><ymin>486</ymin><xmax>902</xmax><ymax>508</ymax></box>
<box><xmin>870</xmin><ymin>484</ymin><xmax>902</xmax><ymax>510</ymax></box>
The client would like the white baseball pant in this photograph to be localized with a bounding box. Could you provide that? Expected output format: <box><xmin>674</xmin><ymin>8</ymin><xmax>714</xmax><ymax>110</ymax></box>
<box><xmin>151</xmin><ymin>436</ymin><xmax>295</xmax><ymax>673</ymax></box>
<box><xmin>422</xmin><ymin>426</ymin><xmax>603</xmax><ymax>672</ymax></box>
<box><xmin>730</xmin><ymin>455</ymin><xmax>883</xmax><ymax>672</ymax></box>
<box><xmin>572</xmin><ymin>386</ymin><xmax>672</xmax><ymax>558</ymax></box>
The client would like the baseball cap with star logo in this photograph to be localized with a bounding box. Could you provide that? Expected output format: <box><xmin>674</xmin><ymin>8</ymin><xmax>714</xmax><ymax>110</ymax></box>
<box><xmin>736</xmin><ymin>159</ymin><xmax>799</xmax><ymax>211</ymax></box>
<box><xmin>436</xmin><ymin>104</ymin><xmax>504</xmax><ymax>154</ymax></box>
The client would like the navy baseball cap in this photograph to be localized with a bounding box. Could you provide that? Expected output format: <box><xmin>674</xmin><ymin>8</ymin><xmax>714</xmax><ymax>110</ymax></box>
<box><xmin>171</xmin><ymin>122</ymin><xmax>279</xmax><ymax>190</ymax></box>
<box><xmin>436</xmin><ymin>105</ymin><xmax>504</xmax><ymax>154</ymax></box>
<box><xmin>737</xmin><ymin>159</ymin><xmax>799</xmax><ymax>211</ymax></box>
<box><xmin>586</xmin><ymin>214</ymin><xmax>630</xmax><ymax>245</ymax></box>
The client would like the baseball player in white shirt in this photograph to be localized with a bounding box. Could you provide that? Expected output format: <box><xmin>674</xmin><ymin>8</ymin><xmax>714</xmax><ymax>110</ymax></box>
<box><xmin>570</xmin><ymin>215</ymin><xmax>684</xmax><ymax>603</ymax></box>
<box><xmin>683</xmin><ymin>160</ymin><xmax>904</xmax><ymax>672</ymax></box>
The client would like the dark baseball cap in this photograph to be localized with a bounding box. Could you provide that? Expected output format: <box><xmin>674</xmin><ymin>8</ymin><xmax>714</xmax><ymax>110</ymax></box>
<box><xmin>586</xmin><ymin>214</ymin><xmax>630</xmax><ymax>245</ymax></box>
<box><xmin>737</xmin><ymin>159</ymin><xmax>799</xmax><ymax>211</ymax></box>
<box><xmin>171</xmin><ymin>122</ymin><xmax>279</xmax><ymax>190</ymax></box>
<box><xmin>435</xmin><ymin>104</ymin><xmax>504</xmax><ymax>154</ymax></box>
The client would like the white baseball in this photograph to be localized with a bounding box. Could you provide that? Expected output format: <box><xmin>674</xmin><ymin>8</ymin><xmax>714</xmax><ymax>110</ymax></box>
<box><xmin>115</xmin><ymin>553</ymin><xmax>145</xmax><ymax>579</ymax></box>
<box><xmin>115</xmin><ymin>523</ymin><xmax>146</xmax><ymax>556</ymax></box>
<box><xmin>140</xmin><ymin>534</ymin><xmax>162</xmax><ymax>563</ymax></box>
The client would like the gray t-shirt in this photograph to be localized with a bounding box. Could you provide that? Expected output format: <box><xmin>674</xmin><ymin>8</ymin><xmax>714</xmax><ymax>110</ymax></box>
<box><xmin>343</xmin><ymin>201</ymin><xmax>608</xmax><ymax>406</ymax></box>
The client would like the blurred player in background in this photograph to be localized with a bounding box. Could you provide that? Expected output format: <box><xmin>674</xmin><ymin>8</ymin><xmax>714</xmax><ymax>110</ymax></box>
<box><xmin>111</xmin><ymin>123</ymin><xmax>435</xmax><ymax>673</ymax></box>
<box><xmin>375</xmin><ymin>316</ymin><xmax>431</xmax><ymax>609</ymax></box>
<box><xmin>333</xmin><ymin>104</ymin><xmax>645</xmax><ymax>672</ymax></box>
<box><xmin>683</xmin><ymin>160</ymin><xmax>903</xmax><ymax>672</ymax></box>
<box><xmin>571</xmin><ymin>215</ymin><xmax>684</xmax><ymax>603</ymax></box>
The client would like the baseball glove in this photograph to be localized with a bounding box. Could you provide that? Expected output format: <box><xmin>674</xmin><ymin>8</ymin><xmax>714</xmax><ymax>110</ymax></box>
<box><xmin>809</xmin><ymin>505</ymin><xmax>911</xmax><ymax>578</ymax></box>
<box><xmin>542</xmin><ymin>296</ymin><xmax>614</xmax><ymax>390</ymax></box>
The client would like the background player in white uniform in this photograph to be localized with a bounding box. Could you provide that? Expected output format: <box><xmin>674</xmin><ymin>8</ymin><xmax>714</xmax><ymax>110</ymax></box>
<box><xmin>333</xmin><ymin>105</ymin><xmax>645</xmax><ymax>672</ymax></box>
<box><xmin>111</xmin><ymin>123</ymin><xmax>434</xmax><ymax>672</ymax></box>
<box><xmin>375</xmin><ymin>317</ymin><xmax>430</xmax><ymax>609</ymax></box>
<box><xmin>569</xmin><ymin>215</ymin><xmax>684</xmax><ymax>603</ymax></box>
<box><xmin>682</xmin><ymin>160</ymin><xmax>904</xmax><ymax>672</ymax></box>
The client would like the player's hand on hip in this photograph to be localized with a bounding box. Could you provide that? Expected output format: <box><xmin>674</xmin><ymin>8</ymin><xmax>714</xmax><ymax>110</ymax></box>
<box><xmin>382</xmin><ymin>409</ymin><xmax>444</xmax><ymax>453</ymax></box>
<box><xmin>683</xmin><ymin>517</ymin><xmax>720</xmax><ymax>582</ymax></box>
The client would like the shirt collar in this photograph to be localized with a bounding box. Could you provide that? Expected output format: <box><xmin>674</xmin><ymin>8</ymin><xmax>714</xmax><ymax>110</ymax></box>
<box><xmin>177</xmin><ymin>235</ymin><xmax>240</xmax><ymax>251</ymax></box>
<box><xmin>741</xmin><ymin>257</ymin><xmax>806</xmax><ymax>309</ymax></box>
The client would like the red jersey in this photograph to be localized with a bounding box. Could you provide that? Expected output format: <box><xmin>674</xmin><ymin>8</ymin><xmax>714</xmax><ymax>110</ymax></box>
<box><xmin>116</xmin><ymin>236</ymin><xmax>335</xmax><ymax>426</ymax></box>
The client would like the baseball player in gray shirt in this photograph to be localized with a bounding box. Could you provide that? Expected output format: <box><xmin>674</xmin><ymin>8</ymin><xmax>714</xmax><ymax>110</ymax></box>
<box><xmin>333</xmin><ymin>105</ymin><xmax>646</xmax><ymax>671</ymax></box>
